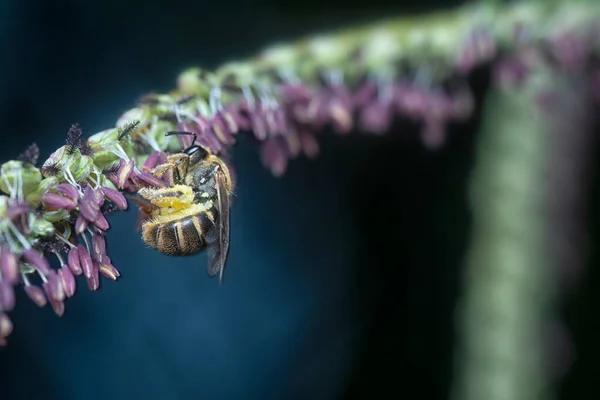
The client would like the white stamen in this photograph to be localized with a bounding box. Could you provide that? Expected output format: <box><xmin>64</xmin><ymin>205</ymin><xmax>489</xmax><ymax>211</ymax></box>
<box><xmin>243</xmin><ymin>86</ymin><xmax>256</xmax><ymax>108</ymax></box>
<box><xmin>7</xmin><ymin>222</ymin><xmax>30</xmax><ymax>250</ymax></box>
<box><xmin>209</xmin><ymin>87</ymin><xmax>224</xmax><ymax>117</ymax></box>
<box><xmin>377</xmin><ymin>75</ymin><xmax>394</xmax><ymax>103</ymax></box>
<box><xmin>109</xmin><ymin>143</ymin><xmax>130</xmax><ymax>162</ymax></box>
<box><xmin>1</xmin><ymin>231</ymin><xmax>17</xmax><ymax>253</ymax></box>
<box><xmin>1</xmin><ymin>174</ymin><xmax>15</xmax><ymax>200</ymax></box>
<box><xmin>81</xmin><ymin>231</ymin><xmax>91</xmax><ymax>254</ymax></box>
<box><xmin>174</xmin><ymin>105</ymin><xmax>183</xmax><ymax>123</ymax></box>
<box><xmin>144</xmin><ymin>121</ymin><xmax>162</xmax><ymax>152</ymax></box>
<box><xmin>327</xmin><ymin>69</ymin><xmax>344</xmax><ymax>86</ymax></box>
<box><xmin>62</xmin><ymin>166</ymin><xmax>84</xmax><ymax>195</ymax></box>
<box><xmin>108</xmin><ymin>143</ymin><xmax>140</xmax><ymax>174</ymax></box>
<box><xmin>179</xmin><ymin>109</ymin><xmax>208</xmax><ymax>131</ymax></box>
<box><xmin>196</xmin><ymin>101</ymin><xmax>210</xmax><ymax>118</ymax></box>
<box><xmin>414</xmin><ymin>66</ymin><xmax>434</xmax><ymax>89</ymax></box>
<box><xmin>258</xmin><ymin>84</ymin><xmax>278</xmax><ymax>110</ymax></box>
<box><xmin>16</xmin><ymin>172</ymin><xmax>23</xmax><ymax>202</ymax></box>
<box><xmin>87</xmin><ymin>170</ymin><xmax>102</xmax><ymax>190</ymax></box>
<box><xmin>278</xmin><ymin>68</ymin><xmax>300</xmax><ymax>84</ymax></box>
<box><xmin>54</xmin><ymin>252</ymin><xmax>66</xmax><ymax>267</ymax></box>
<box><xmin>54</xmin><ymin>233</ymin><xmax>75</xmax><ymax>249</ymax></box>
<box><xmin>22</xmin><ymin>272</ymin><xmax>31</xmax><ymax>286</ymax></box>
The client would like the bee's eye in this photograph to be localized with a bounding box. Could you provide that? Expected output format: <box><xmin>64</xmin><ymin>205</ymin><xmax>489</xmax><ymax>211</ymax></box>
<box><xmin>184</xmin><ymin>145</ymin><xmax>207</xmax><ymax>159</ymax></box>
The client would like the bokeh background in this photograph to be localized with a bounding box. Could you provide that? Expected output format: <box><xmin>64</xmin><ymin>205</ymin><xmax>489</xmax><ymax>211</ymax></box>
<box><xmin>0</xmin><ymin>0</ymin><xmax>598</xmax><ymax>399</ymax></box>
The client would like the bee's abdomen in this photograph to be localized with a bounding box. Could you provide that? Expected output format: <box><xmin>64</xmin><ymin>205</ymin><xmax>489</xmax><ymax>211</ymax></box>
<box><xmin>142</xmin><ymin>210</ymin><xmax>216</xmax><ymax>256</ymax></box>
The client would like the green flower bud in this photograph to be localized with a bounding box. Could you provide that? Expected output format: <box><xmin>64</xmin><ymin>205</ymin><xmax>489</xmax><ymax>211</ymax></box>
<box><xmin>295</xmin><ymin>35</ymin><xmax>355</xmax><ymax>82</ymax></box>
<box><xmin>25</xmin><ymin>176</ymin><xmax>60</xmax><ymax>206</ymax></box>
<box><xmin>30</xmin><ymin>218</ymin><xmax>55</xmax><ymax>238</ymax></box>
<box><xmin>0</xmin><ymin>161</ymin><xmax>42</xmax><ymax>197</ymax></box>
<box><xmin>43</xmin><ymin>209</ymin><xmax>70</xmax><ymax>223</ymax></box>
<box><xmin>21</xmin><ymin>263</ymin><xmax>36</xmax><ymax>274</ymax></box>
<box><xmin>88</xmin><ymin>128</ymin><xmax>124</xmax><ymax>169</ymax></box>
<box><xmin>72</xmin><ymin>154</ymin><xmax>93</xmax><ymax>182</ymax></box>
<box><xmin>152</xmin><ymin>118</ymin><xmax>179</xmax><ymax>152</ymax></box>
<box><xmin>177</xmin><ymin>67</ymin><xmax>216</xmax><ymax>96</ymax></box>
<box><xmin>0</xmin><ymin>195</ymin><xmax>8</xmax><ymax>214</ymax></box>
<box><xmin>216</xmin><ymin>61</ymin><xmax>255</xmax><ymax>83</ymax></box>
<box><xmin>42</xmin><ymin>146</ymin><xmax>94</xmax><ymax>185</ymax></box>
<box><xmin>88</xmin><ymin>128</ymin><xmax>136</xmax><ymax>170</ymax></box>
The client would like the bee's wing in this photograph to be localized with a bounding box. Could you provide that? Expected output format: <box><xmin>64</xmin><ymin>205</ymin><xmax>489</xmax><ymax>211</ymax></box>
<box><xmin>206</xmin><ymin>169</ymin><xmax>231</xmax><ymax>283</ymax></box>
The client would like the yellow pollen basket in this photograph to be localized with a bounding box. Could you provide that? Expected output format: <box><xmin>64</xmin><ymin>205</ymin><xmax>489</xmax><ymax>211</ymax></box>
<box><xmin>138</xmin><ymin>184</ymin><xmax>195</xmax><ymax>213</ymax></box>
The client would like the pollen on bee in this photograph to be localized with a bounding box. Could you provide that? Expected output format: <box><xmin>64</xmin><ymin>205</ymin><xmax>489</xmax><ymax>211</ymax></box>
<box><xmin>138</xmin><ymin>184</ymin><xmax>195</xmax><ymax>211</ymax></box>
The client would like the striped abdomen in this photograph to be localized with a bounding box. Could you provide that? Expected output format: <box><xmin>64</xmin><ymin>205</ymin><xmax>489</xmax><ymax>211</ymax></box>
<box><xmin>142</xmin><ymin>208</ymin><xmax>217</xmax><ymax>256</ymax></box>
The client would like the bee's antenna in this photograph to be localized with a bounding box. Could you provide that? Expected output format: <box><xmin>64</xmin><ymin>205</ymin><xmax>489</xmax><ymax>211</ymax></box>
<box><xmin>165</xmin><ymin>130</ymin><xmax>197</xmax><ymax>147</ymax></box>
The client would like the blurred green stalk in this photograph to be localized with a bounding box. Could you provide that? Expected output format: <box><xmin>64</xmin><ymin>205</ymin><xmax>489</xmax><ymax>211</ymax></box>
<box><xmin>451</xmin><ymin>57</ymin><xmax>592</xmax><ymax>399</ymax></box>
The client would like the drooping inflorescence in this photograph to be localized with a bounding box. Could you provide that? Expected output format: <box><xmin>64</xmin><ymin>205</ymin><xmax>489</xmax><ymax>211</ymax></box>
<box><xmin>0</xmin><ymin>0</ymin><xmax>599</xmax><ymax>347</ymax></box>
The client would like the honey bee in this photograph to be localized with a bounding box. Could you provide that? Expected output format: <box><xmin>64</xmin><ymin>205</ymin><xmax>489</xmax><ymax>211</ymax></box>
<box><xmin>136</xmin><ymin>131</ymin><xmax>233</xmax><ymax>282</ymax></box>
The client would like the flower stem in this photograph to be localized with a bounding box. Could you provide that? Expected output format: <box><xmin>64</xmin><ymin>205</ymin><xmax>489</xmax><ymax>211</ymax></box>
<box><xmin>451</xmin><ymin>54</ymin><xmax>594</xmax><ymax>399</ymax></box>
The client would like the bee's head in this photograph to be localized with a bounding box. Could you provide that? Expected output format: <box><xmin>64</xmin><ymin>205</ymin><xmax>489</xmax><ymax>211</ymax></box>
<box><xmin>166</xmin><ymin>130</ymin><xmax>210</xmax><ymax>164</ymax></box>
<box><xmin>184</xmin><ymin>144</ymin><xmax>209</xmax><ymax>164</ymax></box>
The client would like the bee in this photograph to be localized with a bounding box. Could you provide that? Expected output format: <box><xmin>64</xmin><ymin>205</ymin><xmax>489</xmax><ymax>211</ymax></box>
<box><xmin>136</xmin><ymin>131</ymin><xmax>233</xmax><ymax>282</ymax></box>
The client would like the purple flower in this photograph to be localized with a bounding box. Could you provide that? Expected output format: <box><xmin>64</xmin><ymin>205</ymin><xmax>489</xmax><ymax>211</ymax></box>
<box><xmin>67</xmin><ymin>246</ymin><xmax>83</xmax><ymax>275</ymax></box>
<box><xmin>117</xmin><ymin>159</ymin><xmax>134</xmax><ymax>190</ymax></box>
<box><xmin>455</xmin><ymin>27</ymin><xmax>497</xmax><ymax>75</ymax></box>
<box><xmin>211</xmin><ymin>110</ymin><xmax>238</xmax><ymax>146</ymax></box>
<box><xmin>0</xmin><ymin>280</ymin><xmax>16</xmax><ymax>312</ymax></box>
<box><xmin>260</xmin><ymin>138</ymin><xmax>290</xmax><ymax>177</ymax></box>
<box><xmin>59</xmin><ymin>265</ymin><xmax>76</xmax><ymax>298</ymax></box>
<box><xmin>43</xmin><ymin>183</ymin><xmax>80</xmax><ymax>210</ymax></box>
<box><xmin>98</xmin><ymin>256</ymin><xmax>121</xmax><ymax>281</ymax></box>
<box><xmin>1</xmin><ymin>246</ymin><xmax>19</xmax><ymax>284</ymax></box>
<box><xmin>101</xmin><ymin>187</ymin><xmax>128</xmax><ymax>210</ymax></box>
<box><xmin>0</xmin><ymin>135</ymin><xmax>128</xmax><ymax>346</ymax></box>
<box><xmin>0</xmin><ymin>313</ymin><xmax>13</xmax><ymax>346</ymax></box>
<box><xmin>24</xmin><ymin>285</ymin><xmax>47</xmax><ymax>308</ymax></box>
<box><xmin>359</xmin><ymin>99</ymin><xmax>394</xmax><ymax>135</ymax></box>
<box><xmin>550</xmin><ymin>32</ymin><xmax>590</xmax><ymax>71</ymax></box>
<box><xmin>297</xmin><ymin>84</ymin><xmax>354</xmax><ymax>134</ymax></box>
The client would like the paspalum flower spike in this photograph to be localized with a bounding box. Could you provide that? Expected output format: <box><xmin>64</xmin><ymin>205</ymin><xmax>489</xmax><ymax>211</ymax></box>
<box><xmin>0</xmin><ymin>0</ymin><xmax>599</xmax><ymax>349</ymax></box>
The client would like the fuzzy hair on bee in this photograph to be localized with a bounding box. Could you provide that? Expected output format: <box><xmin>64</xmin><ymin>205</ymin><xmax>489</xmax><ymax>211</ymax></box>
<box><xmin>135</xmin><ymin>131</ymin><xmax>233</xmax><ymax>283</ymax></box>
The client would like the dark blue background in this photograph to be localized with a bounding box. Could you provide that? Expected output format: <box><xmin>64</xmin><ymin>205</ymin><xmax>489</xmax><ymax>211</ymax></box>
<box><xmin>3</xmin><ymin>1</ymin><xmax>598</xmax><ymax>399</ymax></box>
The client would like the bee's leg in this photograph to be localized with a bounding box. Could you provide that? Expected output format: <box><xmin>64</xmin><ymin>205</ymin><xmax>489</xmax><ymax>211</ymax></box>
<box><xmin>137</xmin><ymin>185</ymin><xmax>195</xmax><ymax>210</ymax></box>
<box><xmin>125</xmin><ymin>194</ymin><xmax>158</xmax><ymax>230</ymax></box>
<box><xmin>127</xmin><ymin>194</ymin><xmax>159</xmax><ymax>214</ymax></box>
<box><xmin>150</xmin><ymin>163</ymin><xmax>181</xmax><ymax>186</ymax></box>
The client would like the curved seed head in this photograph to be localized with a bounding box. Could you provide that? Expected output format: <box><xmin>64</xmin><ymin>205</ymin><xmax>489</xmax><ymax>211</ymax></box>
<box><xmin>43</xmin><ymin>270</ymin><xmax>65</xmax><ymax>302</ymax></box>
<box><xmin>0</xmin><ymin>313</ymin><xmax>13</xmax><ymax>346</ymax></box>
<box><xmin>117</xmin><ymin>159</ymin><xmax>134</xmax><ymax>189</ymax></box>
<box><xmin>22</xmin><ymin>248</ymin><xmax>51</xmax><ymax>276</ymax></box>
<box><xmin>99</xmin><ymin>258</ymin><xmax>120</xmax><ymax>281</ymax></box>
<box><xmin>92</xmin><ymin>233</ymin><xmax>107</xmax><ymax>256</ymax></box>
<box><xmin>0</xmin><ymin>246</ymin><xmax>19</xmax><ymax>284</ymax></box>
<box><xmin>55</xmin><ymin>183</ymin><xmax>80</xmax><ymax>200</ymax></box>
<box><xmin>49</xmin><ymin>299</ymin><xmax>65</xmax><ymax>317</ymax></box>
<box><xmin>101</xmin><ymin>187</ymin><xmax>128</xmax><ymax>210</ymax></box>
<box><xmin>0</xmin><ymin>281</ymin><xmax>16</xmax><ymax>312</ymax></box>
<box><xmin>93</xmin><ymin>213</ymin><xmax>110</xmax><ymax>231</ymax></box>
<box><xmin>59</xmin><ymin>266</ymin><xmax>76</xmax><ymax>298</ymax></box>
<box><xmin>24</xmin><ymin>285</ymin><xmax>47</xmax><ymax>307</ymax></box>
<box><xmin>78</xmin><ymin>244</ymin><xmax>94</xmax><ymax>279</ymax></box>
<box><xmin>67</xmin><ymin>246</ymin><xmax>83</xmax><ymax>275</ymax></box>
<box><xmin>75</xmin><ymin>214</ymin><xmax>89</xmax><ymax>235</ymax></box>
<box><xmin>87</xmin><ymin>261</ymin><xmax>100</xmax><ymax>291</ymax></box>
